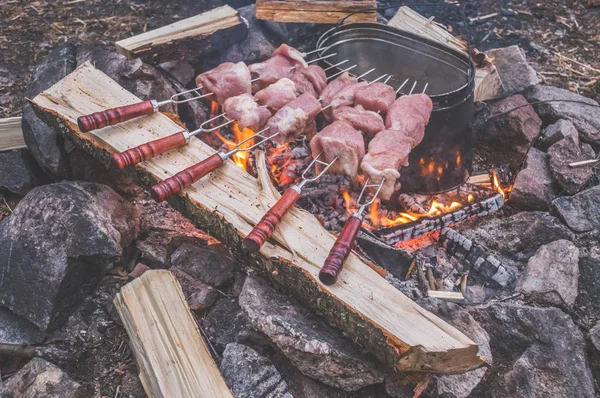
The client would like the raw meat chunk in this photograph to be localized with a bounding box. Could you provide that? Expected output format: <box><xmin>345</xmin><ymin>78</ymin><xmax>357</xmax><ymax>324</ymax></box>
<box><xmin>310</xmin><ymin>120</ymin><xmax>366</xmax><ymax>178</ymax></box>
<box><xmin>360</xmin><ymin>130</ymin><xmax>414</xmax><ymax>200</ymax></box>
<box><xmin>196</xmin><ymin>62</ymin><xmax>251</xmax><ymax>105</ymax></box>
<box><xmin>385</xmin><ymin>94</ymin><xmax>433</xmax><ymax>147</ymax></box>
<box><xmin>332</xmin><ymin>105</ymin><xmax>385</xmax><ymax>140</ymax></box>
<box><xmin>223</xmin><ymin>93</ymin><xmax>272</xmax><ymax>132</ymax></box>
<box><xmin>319</xmin><ymin>72</ymin><xmax>357</xmax><ymax>121</ymax></box>
<box><xmin>289</xmin><ymin>65</ymin><xmax>327</xmax><ymax>97</ymax></box>
<box><xmin>326</xmin><ymin>81</ymin><xmax>368</xmax><ymax>122</ymax></box>
<box><xmin>254</xmin><ymin>78</ymin><xmax>297</xmax><ymax>113</ymax></box>
<box><xmin>354</xmin><ymin>82</ymin><xmax>396</xmax><ymax>114</ymax></box>
<box><xmin>266</xmin><ymin>93</ymin><xmax>322</xmax><ymax>145</ymax></box>
<box><xmin>249</xmin><ymin>44</ymin><xmax>308</xmax><ymax>92</ymax></box>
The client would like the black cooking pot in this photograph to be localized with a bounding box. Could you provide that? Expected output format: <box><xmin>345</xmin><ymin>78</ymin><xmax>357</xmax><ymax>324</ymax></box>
<box><xmin>316</xmin><ymin>23</ymin><xmax>475</xmax><ymax>194</ymax></box>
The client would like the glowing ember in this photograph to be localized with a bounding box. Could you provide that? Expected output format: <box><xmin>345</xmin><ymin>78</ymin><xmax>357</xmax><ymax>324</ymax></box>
<box><xmin>266</xmin><ymin>143</ymin><xmax>297</xmax><ymax>187</ymax></box>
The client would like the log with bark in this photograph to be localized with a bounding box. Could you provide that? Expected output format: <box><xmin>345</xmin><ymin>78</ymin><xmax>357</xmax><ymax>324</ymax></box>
<box><xmin>29</xmin><ymin>62</ymin><xmax>486</xmax><ymax>374</ymax></box>
<box><xmin>115</xmin><ymin>5</ymin><xmax>248</xmax><ymax>64</ymax></box>
<box><xmin>114</xmin><ymin>270</ymin><xmax>234</xmax><ymax>398</ymax></box>
<box><xmin>256</xmin><ymin>0</ymin><xmax>377</xmax><ymax>24</ymax></box>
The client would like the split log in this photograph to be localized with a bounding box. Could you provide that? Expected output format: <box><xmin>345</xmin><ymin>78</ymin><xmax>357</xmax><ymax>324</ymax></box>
<box><xmin>30</xmin><ymin>62</ymin><xmax>486</xmax><ymax>374</ymax></box>
<box><xmin>256</xmin><ymin>0</ymin><xmax>377</xmax><ymax>24</ymax></box>
<box><xmin>388</xmin><ymin>6</ymin><xmax>503</xmax><ymax>101</ymax></box>
<box><xmin>0</xmin><ymin>117</ymin><xmax>26</xmax><ymax>151</ymax></box>
<box><xmin>114</xmin><ymin>270</ymin><xmax>234</xmax><ymax>398</ymax></box>
<box><xmin>115</xmin><ymin>5</ymin><xmax>248</xmax><ymax>64</ymax></box>
<box><xmin>427</xmin><ymin>290</ymin><xmax>465</xmax><ymax>303</ymax></box>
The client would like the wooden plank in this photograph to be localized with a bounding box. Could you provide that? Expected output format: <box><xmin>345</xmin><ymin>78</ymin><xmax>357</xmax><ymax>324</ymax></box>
<box><xmin>115</xmin><ymin>5</ymin><xmax>248</xmax><ymax>64</ymax></box>
<box><xmin>0</xmin><ymin>117</ymin><xmax>26</xmax><ymax>151</ymax></box>
<box><xmin>256</xmin><ymin>0</ymin><xmax>377</xmax><ymax>24</ymax></box>
<box><xmin>30</xmin><ymin>62</ymin><xmax>486</xmax><ymax>375</ymax></box>
<box><xmin>388</xmin><ymin>6</ymin><xmax>504</xmax><ymax>101</ymax></box>
<box><xmin>114</xmin><ymin>270</ymin><xmax>234</xmax><ymax>398</ymax></box>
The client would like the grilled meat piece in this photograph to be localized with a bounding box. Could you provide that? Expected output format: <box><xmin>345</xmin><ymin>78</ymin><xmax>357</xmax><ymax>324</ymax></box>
<box><xmin>310</xmin><ymin>120</ymin><xmax>366</xmax><ymax>178</ymax></box>
<box><xmin>266</xmin><ymin>93</ymin><xmax>322</xmax><ymax>145</ymax></box>
<box><xmin>196</xmin><ymin>62</ymin><xmax>252</xmax><ymax>106</ymax></box>
<box><xmin>354</xmin><ymin>82</ymin><xmax>396</xmax><ymax>115</ymax></box>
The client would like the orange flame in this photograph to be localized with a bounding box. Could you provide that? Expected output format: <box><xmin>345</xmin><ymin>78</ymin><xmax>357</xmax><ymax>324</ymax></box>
<box><xmin>492</xmin><ymin>169</ymin><xmax>505</xmax><ymax>199</ymax></box>
<box><xmin>211</xmin><ymin>101</ymin><xmax>254</xmax><ymax>172</ymax></box>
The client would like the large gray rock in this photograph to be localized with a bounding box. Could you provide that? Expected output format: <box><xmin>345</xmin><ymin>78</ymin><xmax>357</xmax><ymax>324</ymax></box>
<box><xmin>510</xmin><ymin>147</ymin><xmax>556</xmax><ymax>210</ymax></box>
<box><xmin>486</xmin><ymin>45</ymin><xmax>539</xmax><ymax>96</ymax></box>
<box><xmin>457</xmin><ymin>211</ymin><xmax>574</xmax><ymax>266</ymax></box>
<box><xmin>221</xmin><ymin>343</ymin><xmax>291</xmax><ymax>398</ymax></box>
<box><xmin>474</xmin><ymin>94</ymin><xmax>542</xmax><ymax>170</ymax></box>
<box><xmin>516</xmin><ymin>240</ymin><xmax>580</xmax><ymax>306</ymax></box>
<box><xmin>0</xmin><ymin>308</ymin><xmax>44</xmax><ymax>345</ymax></box>
<box><xmin>2</xmin><ymin>358</ymin><xmax>86</xmax><ymax>398</ymax></box>
<box><xmin>590</xmin><ymin>321</ymin><xmax>600</xmax><ymax>352</ymax></box>
<box><xmin>170</xmin><ymin>242</ymin><xmax>237</xmax><ymax>287</ymax></box>
<box><xmin>469</xmin><ymin>303</ymin><xmax>595</xmax><ymax>397</ymax></box>
<box><xmin>537</xmin><ymin>119</ymin><xmax>579</xmax><ymax>151</ymax></box>
<box><xmin>551</xmin><ymin>185</ymin><xmax>600</xmax><ymax>233</ymax></box>
<box><xmin>201</xmin><ymin>297</ymin><xmax>270</xmax><ymax>353</ymax></box>
<box><xmin>524</xmin><ymin>85</ymin><xmax>600</xmax><ymax>144</ymax></box>
<box><xmin>0</xmin><ymin>149</ymin><xmax>44</xmax><ymax>195</ymax></box>
<box><xmin>22</xmin><ymin>43</ymin><xmax>77</xmax><ymax>178</ymax></box>
<box><xmin>548</xmin><ymin>135</ymin><xmax>596</xmax><ymax>195</ymax></box>
<box><xmin>577</xmin><ymin>247</ymin><xmax>600</xmax><ymax>324</ymax></box>
<box><xmin>239</xmin><ymin>275</ymin><xmax>385</xmax><ymax>391</ymax></box>
<box><xmin>0</xmin><ymin>181</ymin><xmax>138</xmax><ymax>331</ymax></box>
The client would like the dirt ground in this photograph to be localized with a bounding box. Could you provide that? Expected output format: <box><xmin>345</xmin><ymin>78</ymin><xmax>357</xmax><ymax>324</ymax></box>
<box><xmin>1</xmin><ymin>0</ymin><xmax>599</xmax><ymax>118</ymax></box>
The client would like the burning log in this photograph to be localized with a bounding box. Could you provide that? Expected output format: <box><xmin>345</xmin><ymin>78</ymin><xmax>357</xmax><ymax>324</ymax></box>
<box><xmin>114</xmin><ymin>270</ymin><xmax>234</xmax><ymax>398</ymax></box>
<box><xmin>115</xmin><ymin>6</ymin><xmax>248</xmax><ymax>64</ymax></box>
<box><xmin>255</xmin><ymin>0</ymin><xmax>377</xmax><ymax>24</ymax></box>
<box><xmin>371</xmin><ymin>193</ymin><xmax>504</xmax><ymax>245</ymax></box>
<box><xmin>30</xmin><ymin>62</ymin><xmax>486</xmax><ymax>374</ymax></box>
<box><xmin>439</xmin><ymin>227</ymin><xmax>511</xmax><ymax>287</ymax></box>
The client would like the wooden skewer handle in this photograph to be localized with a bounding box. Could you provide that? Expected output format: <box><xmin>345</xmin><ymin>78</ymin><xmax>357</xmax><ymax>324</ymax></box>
<box><xmin>244</xmin><ymin>187</ymin><xmax>301</xmax><ymax>252</ymax></box>
<box><xmin>319</xmin><ymin>215</ymin><xmax>362</xmax><ymax>285</ymax></box>
<box><xmin>77</xmin><ymin>100</ymin><xmax>156</xmax><ymax>132</ymax></box>
<box><xmin>151</xmin><ymin>153</ymin><xmax>224</xmax><ymax>202</ymax></box>
<box><xmin>112</xmin><ymin>132</ymin><xmax>188</xmax><ymax>169</ymax></box>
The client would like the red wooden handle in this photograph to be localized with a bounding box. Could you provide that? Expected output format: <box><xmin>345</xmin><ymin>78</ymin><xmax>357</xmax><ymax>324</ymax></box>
<box><xmin>77</xmin><ymin>100</ymin><xmax>155</xmax><ymax>132</ymax></box>
<box><xmin>319</xmin><ymin>215</ymin><xmax>362</xmax><ymax>285</ymax></box>
<box><xmin>151</xmin><ymin>153</ymin><xmax>224</xmax><ymax>202</ymax></box>
<box><xmin>244</xmin><ymin>188</ymin><xmax>301</xmax><ymax>252</ymax></box>
<box><xmin>112</xmin><ymin>132</ymin><xmax>187</xmax><ymax>169</ymax></box>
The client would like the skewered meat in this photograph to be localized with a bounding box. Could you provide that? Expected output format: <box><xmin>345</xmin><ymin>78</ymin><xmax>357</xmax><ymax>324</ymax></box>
<box><xmin>385</xmin><ymin>94</ymin><xmax>433</xmax><ymax>147</ymax></box>
<box><xmin>360</xmin><ymin>130</ymin><xmax>414</xmax><ymax>200</ymax></box>
<box><xmin>267</xmin><ymin>93</ymin><xmax>322</xmax><ymax>145</ymax></box>
<box><xmin>354</xmin><ymin>82</ymin><xmax>396</xmax><ymax>114</ymax></box>
<box><xmin>319</xmin><ymin>72</ymin><xmax>357</xmax><ymax>120</ymax></box>
<box><xmin>332</xmin><ymin>105</ymin><xmax>385</xmax><ymax>140</ymax></box>
<box><xmin>289</xmin><ymin>65</ymin><xmax>327</xmax><ymax>97</ymax></box>
<box><xmin>249</xmin><ymin>44</ymin><xmax>308</xmax><ymax>92</ymax></box>
<box><xmin>254</xmin><ymin>78</ymin><xmax>298</xmax><ymax>113</ymax></box>
<box><xmin>310</xmin><ymin>120</ymin><xmax>365</xmax><ymax>178</ymax></box>
<box><xmin>196</xmin><ymin>62</ymin><xmax>252</xmax><ymax>105</ymax></box>
<box><xmin>223</xmin><ymin>93</ymin><xmax>272</xmax><ymax>132</ymax></box>
<box><xmin>326</xmin><ymin>81</ymin><xmax>369</xmax><ymax>122</ymax></box>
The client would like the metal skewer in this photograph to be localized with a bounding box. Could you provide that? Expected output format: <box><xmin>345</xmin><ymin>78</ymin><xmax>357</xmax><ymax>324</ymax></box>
<box><xmin>319</xmin><ymin>177</ymin><xmax>386</xmax><ymax>285</ymax></box>
<box><xmin>76</xmin><ymin>51</ymin><xmax>336</xmax><ymax>133</ymax></box>
<box><xmin>244</xmin><ymin>153</ymin><xmax>338</xmax><ymax>252</ymax></box>
<box><xmin>150</xmin><ymin>127</ymin><xmax>279</xmax><ymax>202</ymax></box>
